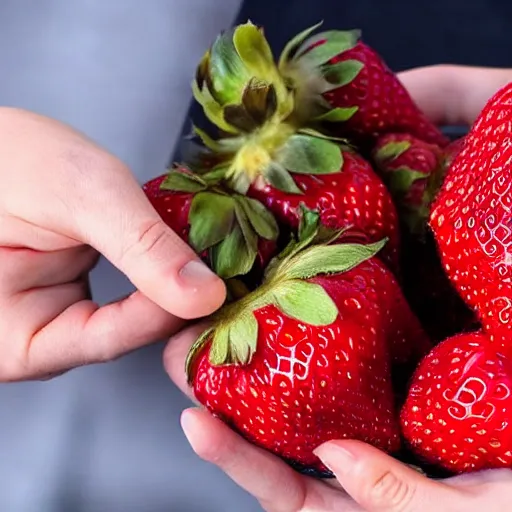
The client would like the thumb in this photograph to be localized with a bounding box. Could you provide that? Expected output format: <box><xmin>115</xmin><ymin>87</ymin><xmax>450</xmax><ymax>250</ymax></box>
<box><xmin>314</xmin><ymin>441</ymin><xmax>464</xmax><ymax>512</ymax></box>
<box><xmin>74</xmin><ymin>166</ymin><xmax>226</xmax><ymax>319</ymax></box>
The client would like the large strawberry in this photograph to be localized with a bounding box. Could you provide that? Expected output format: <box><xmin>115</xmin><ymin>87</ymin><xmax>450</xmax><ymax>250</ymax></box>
<box><xmin>371</xmin><ymin>133</ymin><xmax>476</xmax><ymax>341</ymax></box>
<box><xmin>430</xmin><ymin>82</ymin><xmax>512</xmax><ymax>347</ymax></box>
<box><xmin>186</xmin><ymin>212</ymin><xmax>430</xmax><ymax>476</ymax></box>
<box><xmin>277</xmin><ymin>23</ymin><xmax>449</xmax><ymax>148</ymax></box>
<box><xmin>401</xmin><ymin>331</ymin><xmax>512</xmax><ymax>474</ymax></box>
<box><xmin>189</xmin><ymin>22</ymin><xmax>400</xmax><ymax>274</ymax></box>
<box><xmin>142</xmin><ymin>167</ymin><xmax>278</xmax><ymax>286</ymax></box>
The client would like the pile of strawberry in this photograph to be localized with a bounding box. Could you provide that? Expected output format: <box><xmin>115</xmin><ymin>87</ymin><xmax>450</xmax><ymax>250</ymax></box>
<box><xmin>143</xmin><ymin>22</ymin><xmax>512</xmax><ymax>477</ymax></box>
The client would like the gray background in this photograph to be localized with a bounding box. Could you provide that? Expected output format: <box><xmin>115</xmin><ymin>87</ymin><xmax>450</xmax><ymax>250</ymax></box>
<box><xmin>0</xmin><ymin>1</ymin><xmax>264</xmax><ymax>511</ymax></box>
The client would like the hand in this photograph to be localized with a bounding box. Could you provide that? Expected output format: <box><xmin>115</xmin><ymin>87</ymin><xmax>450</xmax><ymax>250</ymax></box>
<box><xmin>0</xmin><ymin>107</ymin><xmax>226</xmax><ymax>381</ymax></box>
<box><xmin>164</xmin><ymin>65</ymin><xmax>512</xmax><ymax>511</ymax></box>
<box><xmin>166</xmin><ymin>327</ymin><xmax>512</xmax><ymax>512</ymax></box>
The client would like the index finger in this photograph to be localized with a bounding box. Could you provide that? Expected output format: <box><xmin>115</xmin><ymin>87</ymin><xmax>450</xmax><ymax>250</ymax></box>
<box><xmin>398</xmin><ymin>65</ymin><xmax>512</xmax><ymax>126</ymax></box>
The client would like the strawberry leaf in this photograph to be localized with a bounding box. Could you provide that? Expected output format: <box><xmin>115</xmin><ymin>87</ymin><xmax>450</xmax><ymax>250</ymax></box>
<box><xmin>323</xmin><ymin>59</ymin><xmax>364</xmax><ymax>87</ymax></box>
<box><xmin>210</xmin><ymin>224</ymin><xmax>257</xmax><ymax>279</ymax></box>
<box><xmin>265</xmin><ymin>162</ymin><xmax>303</xmax><ymax>194</ymax></box>
<box><xmin>188</xmin><ymin>192</ymin><xmax>236</xmax><ymax>252</ymax></box>
<box><xmin>386</xmin><ymin>167</ymin><xmax>427</xmax><ymax>197</ymax></box>
<box><xmin>236</xmin><ymin>196</ymin><xmax>279</xmax><ymax>241</ymax></box>
<box><xmin>185</xmin><ymin>326</ymin><xmax>214</xmax><ymax>383</ymax></box>
<box><xmin>296</xmin><ymin>30</ymin><xmax>361</xmax><ymax>67</ymax></box>
<box><xmin>314</xmin><ymin>106</ymin><xmax>359</xmax><ymax>122</ymax></box>
<box><xmin>232</xmin><ymin>23</ymin><xmax>276</xmax><ymax>80</ymax></box>
<box><xmin>228</xmin><ymin>312</ymin><xmax>258</xmax><ymax>364</ymax></box>
<box><xmin>375</xmin><ymin>141</ymin><xmax>412</xmax><ymax>162</ymax></box>
<box><xmin>276</xmin><ymin>239</ymin><xmax>387</xmax><ymax>281</ymax></box>
<box><xmin>272</xmin><ymin>280</ymin><xmax>338</xmax><ymax>325</ymax></box>
<box><xmin>234</xmin><ymin>201</ymin><xmax>258</xmax><ymax>253</ymax></box>
<box><xmin>209</xmin><ymin>324</ymin><xmax>230</xmax><ymax>366</ymax></box>
<box><xmin>209</xmin><ymin>30</ymin><xmax>249</xmax><ymax>105</ymax></box>
<box><xmin>160</xmin><ymin>170</ymin><xmax>207</xmax><ymax>193</ymax></box>
<box><xmin>278</xmin><ymin>21</ymin><xmax>324</xmax><ymax>66</ymax></box>
<box><xmin>278</xmin><ymin>134</ymin><xmax>342</xmax><ymax>175</ymax></box>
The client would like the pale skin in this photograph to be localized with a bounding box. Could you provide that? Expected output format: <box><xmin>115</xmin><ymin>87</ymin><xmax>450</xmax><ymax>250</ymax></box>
<box><xmin>1</xmin><ymin>65</ymin><xmax>512</xmax><ymax>509</ymax></box>
<box><xmin>163</xmin><ymin>65</ymin><xmax>512</xmax><ymax>512</ymax></box>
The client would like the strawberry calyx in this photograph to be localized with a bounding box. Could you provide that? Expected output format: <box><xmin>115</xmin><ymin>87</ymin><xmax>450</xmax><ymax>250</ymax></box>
<box><xmin>186</xmin><ymin>123</ymin><xmax>347</xmax><ymax>195</ymax></box>
<box><xmin>277</xmin><ymin>22</ymin><xmax>363</xmax><ymax>125</ymax></box>
<box><xmin>185</xmin><ymin>207</ymin><xmax>387</xmax><ymax>382</ymax></box>
<box><xmin>192</xmin><ymin>21</ymin><xmax>294</xmax><ymax>135</ymax></box>
<box><xmin>372</xmin><ymin>139</ymin><xmax>446</xmax><ymax>237</ymax></box>
<box><xmin>161</xmin><ymin>166</ymin><xmax>279</xmax><ymax>279</ymax></box>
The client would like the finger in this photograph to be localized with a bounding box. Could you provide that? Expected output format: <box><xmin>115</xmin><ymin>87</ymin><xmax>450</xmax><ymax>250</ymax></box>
<box><xmin>0</xmin><ymin>288</ymin><xmax>183</xmax><ymax>381</ymax></box>
<box><xmin>181</xmin><ymin>408</ymin><xmax>307</xmax><ymax>512</ymax></box>
<box><xmin>66</xmin><ymin>155</ymin><xmax>226</xmax><ymax>320</ymax></box>
<box><xmin>163</xmin><ymin>323</ymin><xmax>210</xmax><ymax>401</ymax></box>
<box><xmin>0</xmin><ymin>245</ymin><xmax>98</xmax><ymax>293</ymax></box>
<box><xmin>0</xmin><ymin>110</ymin><xmax>226</xmax><ymax>319</ymax></box>
<box><xmin>314</xmin><ymin>440</ymin><xmax>469</xmax><ymax>512</ymax></box>
<box><xmin>398</xmin><ymin>65</ymin><xmax>512</xmax><ymax>126</ymax></box>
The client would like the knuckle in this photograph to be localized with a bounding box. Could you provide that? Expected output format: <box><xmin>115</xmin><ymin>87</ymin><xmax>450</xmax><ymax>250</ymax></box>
<box><xmin>369</xmin><ymin>471</ymin><xmax>416</xmax><ymax>511</ymax></box>
<box><xmin>121</xmin><ymin>218</ymin><xmax>179</xmax><ymax>266</ymax></box>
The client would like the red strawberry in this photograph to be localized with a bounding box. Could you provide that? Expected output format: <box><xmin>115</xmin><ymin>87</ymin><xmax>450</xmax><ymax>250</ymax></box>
<box><xmin>247</xmin><ymin>147</ymin><xmax>400</xmax><ymax>274</ymax></box>
<box><xmin>430</xmin><ymin>83</ymin><xmax>512</xmax><ymax>347</ymax></box>
<box><xmin>186</xmin><ymin>214</ymin><xmax>430</xmax><ymax>475</ymax></box>
<box><xmin>401</xmin><ymin>331</ymin><xmax>512</xmax><ymax>474</ymax></box>
<box><xmin>278</xmin><ymin>24</ymin><xmax>448</xmax><ymax>148</ymax></box>
<box><xmin>371</xmin><ymin>133</ymin><xmax>476</xmax><ymax>341</ymax></box>
<box><xmin>142</xmin><ymin>168</ymin><xmax>278</xmax><ymax>285</ymax></box>
<box><xmin>189</xmin><ymin>23</ymin><xmax>401</xmax><ymax>275</ymax></box>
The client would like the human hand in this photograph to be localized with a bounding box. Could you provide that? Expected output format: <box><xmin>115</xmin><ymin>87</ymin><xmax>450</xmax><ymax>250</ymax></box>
<box><xmin>164</xmin><ymin>65</ymin><xmax>512</xmax><ymax>511</ymax></box>
<box><xmin>0</xmin><ymin>108</ymin><xmax>226</xmax><ymax>381</ymax></box>
<box><xmin>165</xmin><ymin>325</ymin><xmax>512</xmax><ymax>512</ymax></box>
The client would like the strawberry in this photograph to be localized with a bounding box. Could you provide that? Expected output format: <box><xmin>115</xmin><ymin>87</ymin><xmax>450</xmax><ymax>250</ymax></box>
<box><xmin>142</xmin><ymin>168</ymin><xmax>278</xmax><ymax>286</ymax></box>
<box><xmin>247</xmin><ymin>148</ymin><xmax>400</xmax><ymax>273</ymax></box>
<box><xmin>401</xmin><ymin>331</ymin><xmax>512</xmax><ymax>474</ymax></box>
<box><xmin>277</xmin><ymin>23</ymin><xmax>449</xmax><ymax>148</ymax></box>
<box><xmin>371</xmin><ymin>133</ymin><xmax>476</xmax><ymax>341</ymax></box>
<box><xmin>430</xmin><ymin>83</ymin><xmax>512</xmax><ymax>347</ymax></box>
<box><xmin>189</xmin><ymin>22</ymin><xmax>400</xmax><ymax>274</ymax></box>
<box><xmin>186</xmin><ymin>212</ymin><xmax>430</xmax><ymax>476</ymax></box>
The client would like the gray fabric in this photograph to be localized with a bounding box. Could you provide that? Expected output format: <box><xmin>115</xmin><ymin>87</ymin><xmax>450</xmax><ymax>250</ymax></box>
<box><xmin>0</xmin><ymin>1</ymin><xmax>263</xmax><ymax>510</ymax></box>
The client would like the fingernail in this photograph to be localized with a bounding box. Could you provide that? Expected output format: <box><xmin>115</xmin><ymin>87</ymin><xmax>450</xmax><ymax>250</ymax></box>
<box><xmin>179</xmin><ymin>260</ymin><xmax>217</xmax><ymax>287</ymax></box>
<box><xmin>180</xmin><ymin>408</ymin><xmax>196</xmax><ymax>441</ymax></box>
<box><xmin>314</xmin><ymin>442</ymin><xmax>356</xmax><ymax>475</ymax></box>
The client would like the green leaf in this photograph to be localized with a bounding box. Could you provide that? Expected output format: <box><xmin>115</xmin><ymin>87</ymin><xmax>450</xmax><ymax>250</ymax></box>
<box><xmin>160</xmin><ymin>170</ymin><xmax>207</xmax><ymax>193</ymax></box>
<box><xmin>278</xmin><ymin>21</ymin><xmax>324</xmax><ymax>66</ymax></box>
<box><xmin>209</xmin><ymin>324</ymin><xmax>231</xmax><ymax>365</ymax></box>
<box><xmin>209</xmin><ymin>30</ymin><xmax>249</xmax><ymax>105</ymax></box>
<box><xmin>233</xmin><ymin>22</ymin><xmax>276</xmax><ymax>79</ymax></box>
<box><xmin>386</xmin><ymin>167</ymin><xmax>427</xmax><ymax>197</ymax></box>
<box><xmin>296</xmin><ymin>30</ymin><xmax>361</xmax><ymax>67</ymax></box>
<box><xmin>192</xmin><ymin>125</ymin><xmax>223</xmax><ymax>152</ymax></box>
<box><xmin>272</xmin><ymin>280</ymin><xmax>338</xmax><ymax>326</ymax></box>
<box><xmin>211</xmin><ymin>224</ymin><xmax>257</xmax><ymax>279</ymax></box>
<box><xmin>314</xmin><ymin>106</ymin><xmax>359</xmax><ymax>123</ymax></box>
<box><xmin>374</xmin><ymin>141</ymin><xmax>412</xmax><ymax>162</ymax></box>
<box><xmin>241</xmin><ymin>79</ymin><xmax>277</xmax><ymax>125</ymax></box>
<box><xmin>228</xmin><ymin>312</ymin><xmax>259</xmax><ymax>364</ymax></box>
<box><xmin>278</xmin><ymin>134</ymin><xmax>342</xmax><ymax>174</ymax></box>
<box><xmin>265</xmin><ymin>162</ymin><xmax>303</xmax><ymax>194</ymax></box>
<box><xmin>201</xmin><ymin>165</ymin><xmax>230</xmax><ymax>185</ymax></box>
<box><xmin>323</xmin><ymin>59</ymin><xmax>364</xmax><ymax>87</ymax></box>
<box><xmin>234</xmin><ymin>201</ymin><xmax>258</xmax><ymax>253</ymax></box>
<box><xmin>236</xmin><ymin>196</ymin><xmax>279</xmax><ymax>241</ymax></box>
<box><xmin>192</xmin><ymin>80</ymin><xmax>238</xmax><ymax>134</ymax></box>
<box><xmin>185</xmin><ymin>326</ymin><xmax>214</xmax><ymax>383</ymax></box>
<box><xmin>223</xmin><ymin>103</ymin><xmax>259</xmax><ymax>132</ymax></box>
<box><xmin>188</xmin><ymin>192</ymin><xmax>236</xmax><ymax>252</ymax></box>
<box><xmin>279</xmin><ymin>239</ymin><xmax>387</xmax><ymax>281</ymax></box>
<box><xmin>230</xmin><ymin>171</ymin><xmax>252</xmax><ymax>195</ymax></box>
